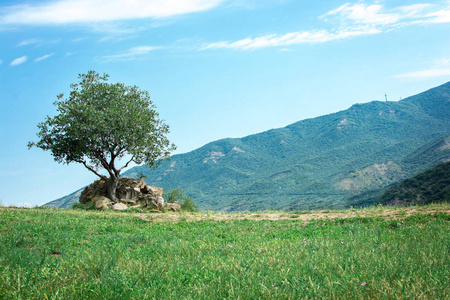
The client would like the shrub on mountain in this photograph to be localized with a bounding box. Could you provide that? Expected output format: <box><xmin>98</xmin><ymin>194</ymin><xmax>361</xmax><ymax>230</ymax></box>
<box><xmin>165</xmin><ymin>188</ymin><xmax>198</xmax><ymax>212</ymax></box>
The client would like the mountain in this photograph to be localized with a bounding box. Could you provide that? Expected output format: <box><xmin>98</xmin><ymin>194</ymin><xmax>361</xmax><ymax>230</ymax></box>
<box><xmin>44</xmin><ymin>81</ymin><xmax>450</xmax><ymax>210</ymax></box>
<box><xmin>343</xmin><ymin>135</ymin><xmax>450</xmax><ymax>207</ymax></box>
<box><xmin>377</xmin><ymin>161</ymin><xmax>450</xmax><ymax>206</ymax></box>
<box><xmin>44</xmin><ymin>188</ymin><xmax>83</xmax><ymax>208</ymax></box>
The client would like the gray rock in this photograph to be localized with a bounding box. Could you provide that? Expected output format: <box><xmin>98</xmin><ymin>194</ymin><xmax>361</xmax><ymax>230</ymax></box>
<box><xmin>111</xmin><ymin>203</ymin><xmax>128</xmax><ymax>211</ymax></box>
<box><xmin>80</xmin><ymin>178</ymin><xmax>167</xmax><ymax>211</ymax></box>
<box><xmin>166</xmin><ymin>202</ymin><xmax>181</xmax><ymax>212</ymax></box>
<box><xmin>93</xmin><ymin>196</ymin><xmax>112</xmax><ymax>209</ymax></box>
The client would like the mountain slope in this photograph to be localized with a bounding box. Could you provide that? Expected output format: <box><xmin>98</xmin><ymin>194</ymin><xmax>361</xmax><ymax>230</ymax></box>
<box><xmin>46</xmin><ymin>81</ymin><xmax>450</xmax><ymax>210</ymax></box>
<box><xmin>43</xmin><ymin>188</ymin><xmax>83</xmax><ymax>208</ymax></box>
<box><xmin>125</xmin><ymin>81</ymin><xmax>450</xmax><ymax>211</ymax></box>
<box><xmin>341</xmin><ymin>135</ymin><xmax>450</xmax><ymax>207</ymax></box>
<box><xmin>378</xmin><ymin>161</ymin><xmax>450</xmax><ymax>206</ymax></box>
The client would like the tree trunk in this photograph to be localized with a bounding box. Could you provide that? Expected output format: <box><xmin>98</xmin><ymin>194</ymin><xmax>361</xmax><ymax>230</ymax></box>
<box><xmin>106</xmin><ymin>176</ymin><xmax>120</xmax><ymax>202</ymax></box>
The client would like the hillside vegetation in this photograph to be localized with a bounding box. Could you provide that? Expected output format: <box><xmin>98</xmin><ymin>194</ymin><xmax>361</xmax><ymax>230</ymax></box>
<box><xmin>378</xmin><ymin>161</ymin><xmax>450</xmax><ymax>206</ymax></box>
<box><xmin>127</xmin><ymin>81</ymin><xmax>450</xmax><ymax>211</ymax></box>
<box><xmin>46</xmin><ymin>82</ymin><xmax>450</xmax><ymax>211</ymax></box>
<box><xmin>1</xmin><ymin>205</ymin><xmax>448</xmax><ymax>299</ymax></box>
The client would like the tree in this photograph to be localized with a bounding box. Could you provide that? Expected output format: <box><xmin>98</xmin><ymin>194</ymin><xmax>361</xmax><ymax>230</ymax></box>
<box><xmin>28</xmin><ymin>71</ymin><xmax>175</xmax><ymax>202</ymax></box>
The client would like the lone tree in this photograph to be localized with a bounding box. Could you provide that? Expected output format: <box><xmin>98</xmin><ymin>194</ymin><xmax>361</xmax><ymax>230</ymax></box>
<box><xmin>28</xmin><ymin>71</ymin><xmax>175</xmax><ymax>202</ymax></box>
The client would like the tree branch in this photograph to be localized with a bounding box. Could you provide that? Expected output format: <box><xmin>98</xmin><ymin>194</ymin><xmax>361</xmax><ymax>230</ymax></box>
<box><xmin>119</xmin><ymin>155</ymin><xmax>135</xmax><ymax>173</ymax></box>
<box><xmin>96</xmin><ymin>151</ymin><xmax>114</xmax><ymax>178</ymax></box>
<box><xmin>77</xmin><ymin>160</ymin><xmax>107</xmax><ymax>180</ymax></box>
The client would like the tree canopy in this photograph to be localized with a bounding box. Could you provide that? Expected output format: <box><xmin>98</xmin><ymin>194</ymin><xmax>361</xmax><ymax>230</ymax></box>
<box><xmin>29</xmin><ymin>71</ymin><xmax>175</xmax><ymax>202</ymax></box>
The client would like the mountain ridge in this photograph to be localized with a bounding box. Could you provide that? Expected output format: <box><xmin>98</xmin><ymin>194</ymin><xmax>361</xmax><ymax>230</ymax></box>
<box><xmin>44</xmin><ymin>81</ymin><xmax>450</xmax><ymax>210</ymax></box>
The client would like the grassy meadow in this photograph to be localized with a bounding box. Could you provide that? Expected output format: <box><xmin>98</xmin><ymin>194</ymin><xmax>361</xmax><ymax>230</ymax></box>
<box><xmin>0</xmin><ymin>204</ymin><xmax>449</xmax><ymax>299</ymax></box>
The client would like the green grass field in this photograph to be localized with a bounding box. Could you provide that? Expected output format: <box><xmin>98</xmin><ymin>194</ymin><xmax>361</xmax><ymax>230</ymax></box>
<box><xmin>0</xmin><ymin>205</ymin><xmax>449</xmax><ymax>299</ymax></box>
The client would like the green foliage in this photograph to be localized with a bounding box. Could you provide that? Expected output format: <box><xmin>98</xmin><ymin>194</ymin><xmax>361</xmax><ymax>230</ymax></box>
<box><xmin>0</xmin><ymin>206</ymin><xmax>449</xmax><ymax>299</ymax></box>
<box><xmin>29</xmin><ymin>71</ymin><xmax>175</xmax><ymax>201</ymax></box>
<box><xmin>70</xmin><ymin>201</ymin><xmax>96</xmax><ymax>210</ymax></box>
<box><xmin>378</xmin><ymin>161</ymin><xmax>450</xmax><ymax>206</ymax></box>
<box><xmin>165</xmin><ymin>188</ymin><xmax>198</xmax><ymax>212</ymax></box>
<box><xmin>136</xmin><ymin>172</ymin><xmax>148</xmax><ymax>180</ymax></box>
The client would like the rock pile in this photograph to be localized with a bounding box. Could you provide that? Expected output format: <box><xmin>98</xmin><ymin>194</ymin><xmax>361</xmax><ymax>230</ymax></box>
<box><xmin>79</xmin><ymin>178</ymin><xmax>181</xmax><ymax>211</ymax></box>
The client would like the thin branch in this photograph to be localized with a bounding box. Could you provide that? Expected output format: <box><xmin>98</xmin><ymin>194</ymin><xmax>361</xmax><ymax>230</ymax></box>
<box><xmin>119</xmin><ymin>155</ymin><xmax>135</xmax><ymax>173</ymax></box>
<box><xmin>77</xmin><ymin>160</ymin><xmax>107</xmax><ymax>180</ymax></box>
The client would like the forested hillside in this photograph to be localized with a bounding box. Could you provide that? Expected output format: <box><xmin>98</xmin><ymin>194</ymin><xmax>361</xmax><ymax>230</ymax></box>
<box><xmin>378</xmin><ymin>161</ymin><xmax>450</xmax><ymax>206</ymax></box>
<box><xmin>45</xmin><ymin>81</ymin><xmax>450</xmax><ymax>210</ymax></box>
<box><xmin>125</xmin><ymin>82</ymin><xmax>450</xmax><ymax>211</ymax></box>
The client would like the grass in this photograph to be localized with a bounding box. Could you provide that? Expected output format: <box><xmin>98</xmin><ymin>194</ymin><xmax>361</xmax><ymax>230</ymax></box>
<box><xmin>0</xmin><ymin>204</ymin><xmax>449</xmax><ymax>299</ymax></box>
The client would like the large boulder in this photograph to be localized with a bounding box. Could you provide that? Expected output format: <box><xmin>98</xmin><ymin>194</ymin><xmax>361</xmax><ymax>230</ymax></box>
<box><xmin>166</xmin><ymin>202</ymin><xmax>181</xmax><ymax>212</ymax></box>
<box><xmin>79</xmin><ymin>178</ymin><xmax>167</xmax><ymax>211</ymax></box>
<box><xmin>93</xmin><ymin>196</ymin><xmax>112</xmax><ymax>209</ymax></box>
<box><xmin>111</xmin><ymin>203</ymin><xmax>128</xmax><ymax>211</ymax></box>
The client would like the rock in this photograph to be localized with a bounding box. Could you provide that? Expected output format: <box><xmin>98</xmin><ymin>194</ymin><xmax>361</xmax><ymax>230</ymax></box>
<box><xmin>120</xmin><ymin>198</ymin><xmax>137</xmax><ymax>204</ymax></box>
<box><xmin>79</xmin><ymin>178</ymin><xmax>167</xmax><ymax>211</ymax></box>
<box><xmin>80</xmin><ymin>180</ymin><xmax>107</xmax><ymax>203</ymax></box>
<box><xmin>141</xmin><ymin>184</ymin><xmax>151</xmax><ymax>194</ymax></box>
<box><xmin>93</xmin><ymin>196</ymin><xmax>112</xmax><ymax>209</ymax></box>
<box><xmin>116</xmin><ymin>179</ymin><xmax>147</xmax><ymax>201</ymax></box>
<box><xmin>166</xmin><ymin>202</ymin><xmax>181</xmax><ymax>212</ymax></box>
<box><xmin>144</xmin><ymin>194</ymin><xmax>166</xmax><ymax>210</ymax></box>
<box><xmin>111</xmin><ymin>203</ymin><xmax>128</xmax><ymax>211</ymax></box>
<box><xmin>147</xmin><ymin>186</ymin><xmax>163</xmax><ymax>197</ymax></box>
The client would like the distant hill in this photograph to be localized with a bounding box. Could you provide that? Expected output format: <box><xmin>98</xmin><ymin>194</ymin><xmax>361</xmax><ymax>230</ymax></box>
<box><xmin>344</xmin><ymin>135</ymin><xmax>450</xmax><ymax>207</ymax></box>
<box><xmin>43</xmin><ymin>188</ymin><xmax>84</xmax><ymax>208</ymax></box>
<box><xmin>44</xmin><ymin>81</ymin><xmax>450</xmax><ymax>211</ymax></box>
<box><xmin>378</xmin><ymin>161</ymin><xmax>450</xmax><ymax>206</ymax></box>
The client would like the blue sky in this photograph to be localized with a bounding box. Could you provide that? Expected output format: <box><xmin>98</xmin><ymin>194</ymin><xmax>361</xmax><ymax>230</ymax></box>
<box><xmin>1</xmin><ymin>0</ymin><xmax>449</xmax><ymax>207</ymax></box>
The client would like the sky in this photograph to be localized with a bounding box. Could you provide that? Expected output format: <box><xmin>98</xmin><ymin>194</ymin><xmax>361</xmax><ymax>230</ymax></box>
<box><xmin>1</xmin><ymin>0</ymin><xmax>449</xmax><ymax>207</ymax></box>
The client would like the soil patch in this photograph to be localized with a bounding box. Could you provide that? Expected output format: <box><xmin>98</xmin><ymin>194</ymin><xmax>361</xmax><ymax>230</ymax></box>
<box><xmin>136</xmin><ymin>206</ymin><xmax>450</xmax><ymax>223</ymax></box>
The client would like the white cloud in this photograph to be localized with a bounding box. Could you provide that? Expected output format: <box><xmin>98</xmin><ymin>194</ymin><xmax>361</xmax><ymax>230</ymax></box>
<box><xmin>203</xmin><ymin>26</ymin><xmax>380</xmax><ymax>50</ymax></box>
<box><xmin>0</xmin><ymin>0</ymin><xmax>224</xmax><ymax>25</ymax></box>
<box><xmin>10</xmin><ymin>56</ymin><xmax>27</xmax><ymax>66</ymax></box>
<box><xmin>16</xmin><ymin>38</ymin><xmax>41</xmax><ymax>47</ymax></box>
<box><xmin>204</xmin><ymin>2</ymin><xmax>450</xmax><ymax>51</ymax></box>
<box><xmin>324</xmin><ymin>3</ymin><xmax>399</xmax><ymax>25</ymax></box>
<box><xmin>394</xmin><ymin>57</ymin><xmax>450</xmax><ymax>78</ymax></box>
<box><xmin>34</xmin><ymin>53</ymin><xmax>55</xmax><ymax>62</ymax></box>
<box><xmin>324</xmin><ymin>2</ymin><xmax>450</xmax><ymax>27</ymax></box>
<box><xmin>16</xmin><ymin>38</ymin><xmax>61</xmax><ymax>48</ymax></box>
<box><xmin>394</xmin><ymin>68</ymin><xmax>450</xmax><ymax>78</ymax></box>
<box><xmin>425</xmin><ymin>8</ymin><xmax>450</xmax><ymax>23</ymax></box>
<box><xmin>102</xmin><ymin>45</ymin><xmax>161</xmax><ymax>61</ymax></box>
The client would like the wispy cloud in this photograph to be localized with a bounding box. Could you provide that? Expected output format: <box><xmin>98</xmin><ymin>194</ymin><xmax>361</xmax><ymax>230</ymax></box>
<box><xmin>204</xmin><ymin>2</ymin><xmax>450</xmax><ymax>50</ymax></box>
<box><xmin>323</xmin><ymin>3</ymin><xmax>400</xmax><ymax>25</ymax></box>
<box><xmin>34</xmin><ymin>53</ymin><xmax>55</xmax><ymax>62</ymax></box>
<box><xmin>10</xmin><ymin>56</ymin><xmax>27</xmax><ymax>66</ymax></box>
<box><xmin>16</xmin><ymin>38</ymin><xmax>42</xmax><ymax>47</ymax></box>
<box><xmin>16</xmin><ymin>38</ymin><xmax>60</xmax><ymax>47</ymax></box>
<box><xmin>102</xmin><ymin>46</ymin><xmax>162</xmax><ymax>61</ymax></box>
<box><xmin>203</xmin><ymin>26</ymin><xmax>380</xmax><ymax>50</ymax></box>
<box><xmin>0</xmin><ymin>0</ymin><xmax>224</xmax><ymax>25</ymax></box>
<box><xmin>394</xmin><ymin>57</ymin><xmax>450</xmax><ymax>79</ymax></box>
<box><xmin>394</xmin><ymin>68</ymin><xmax>450</xmax><ymax>78</ymax></box>
<box><xmin>425</xmin><ymin>7</ymin><xmax>450</xmax><ymax>23</ymax></box>
<box><xmin>322</xmin><ymin>3</ymin><xmax>449</xmax><ymax>26</ymax></box>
